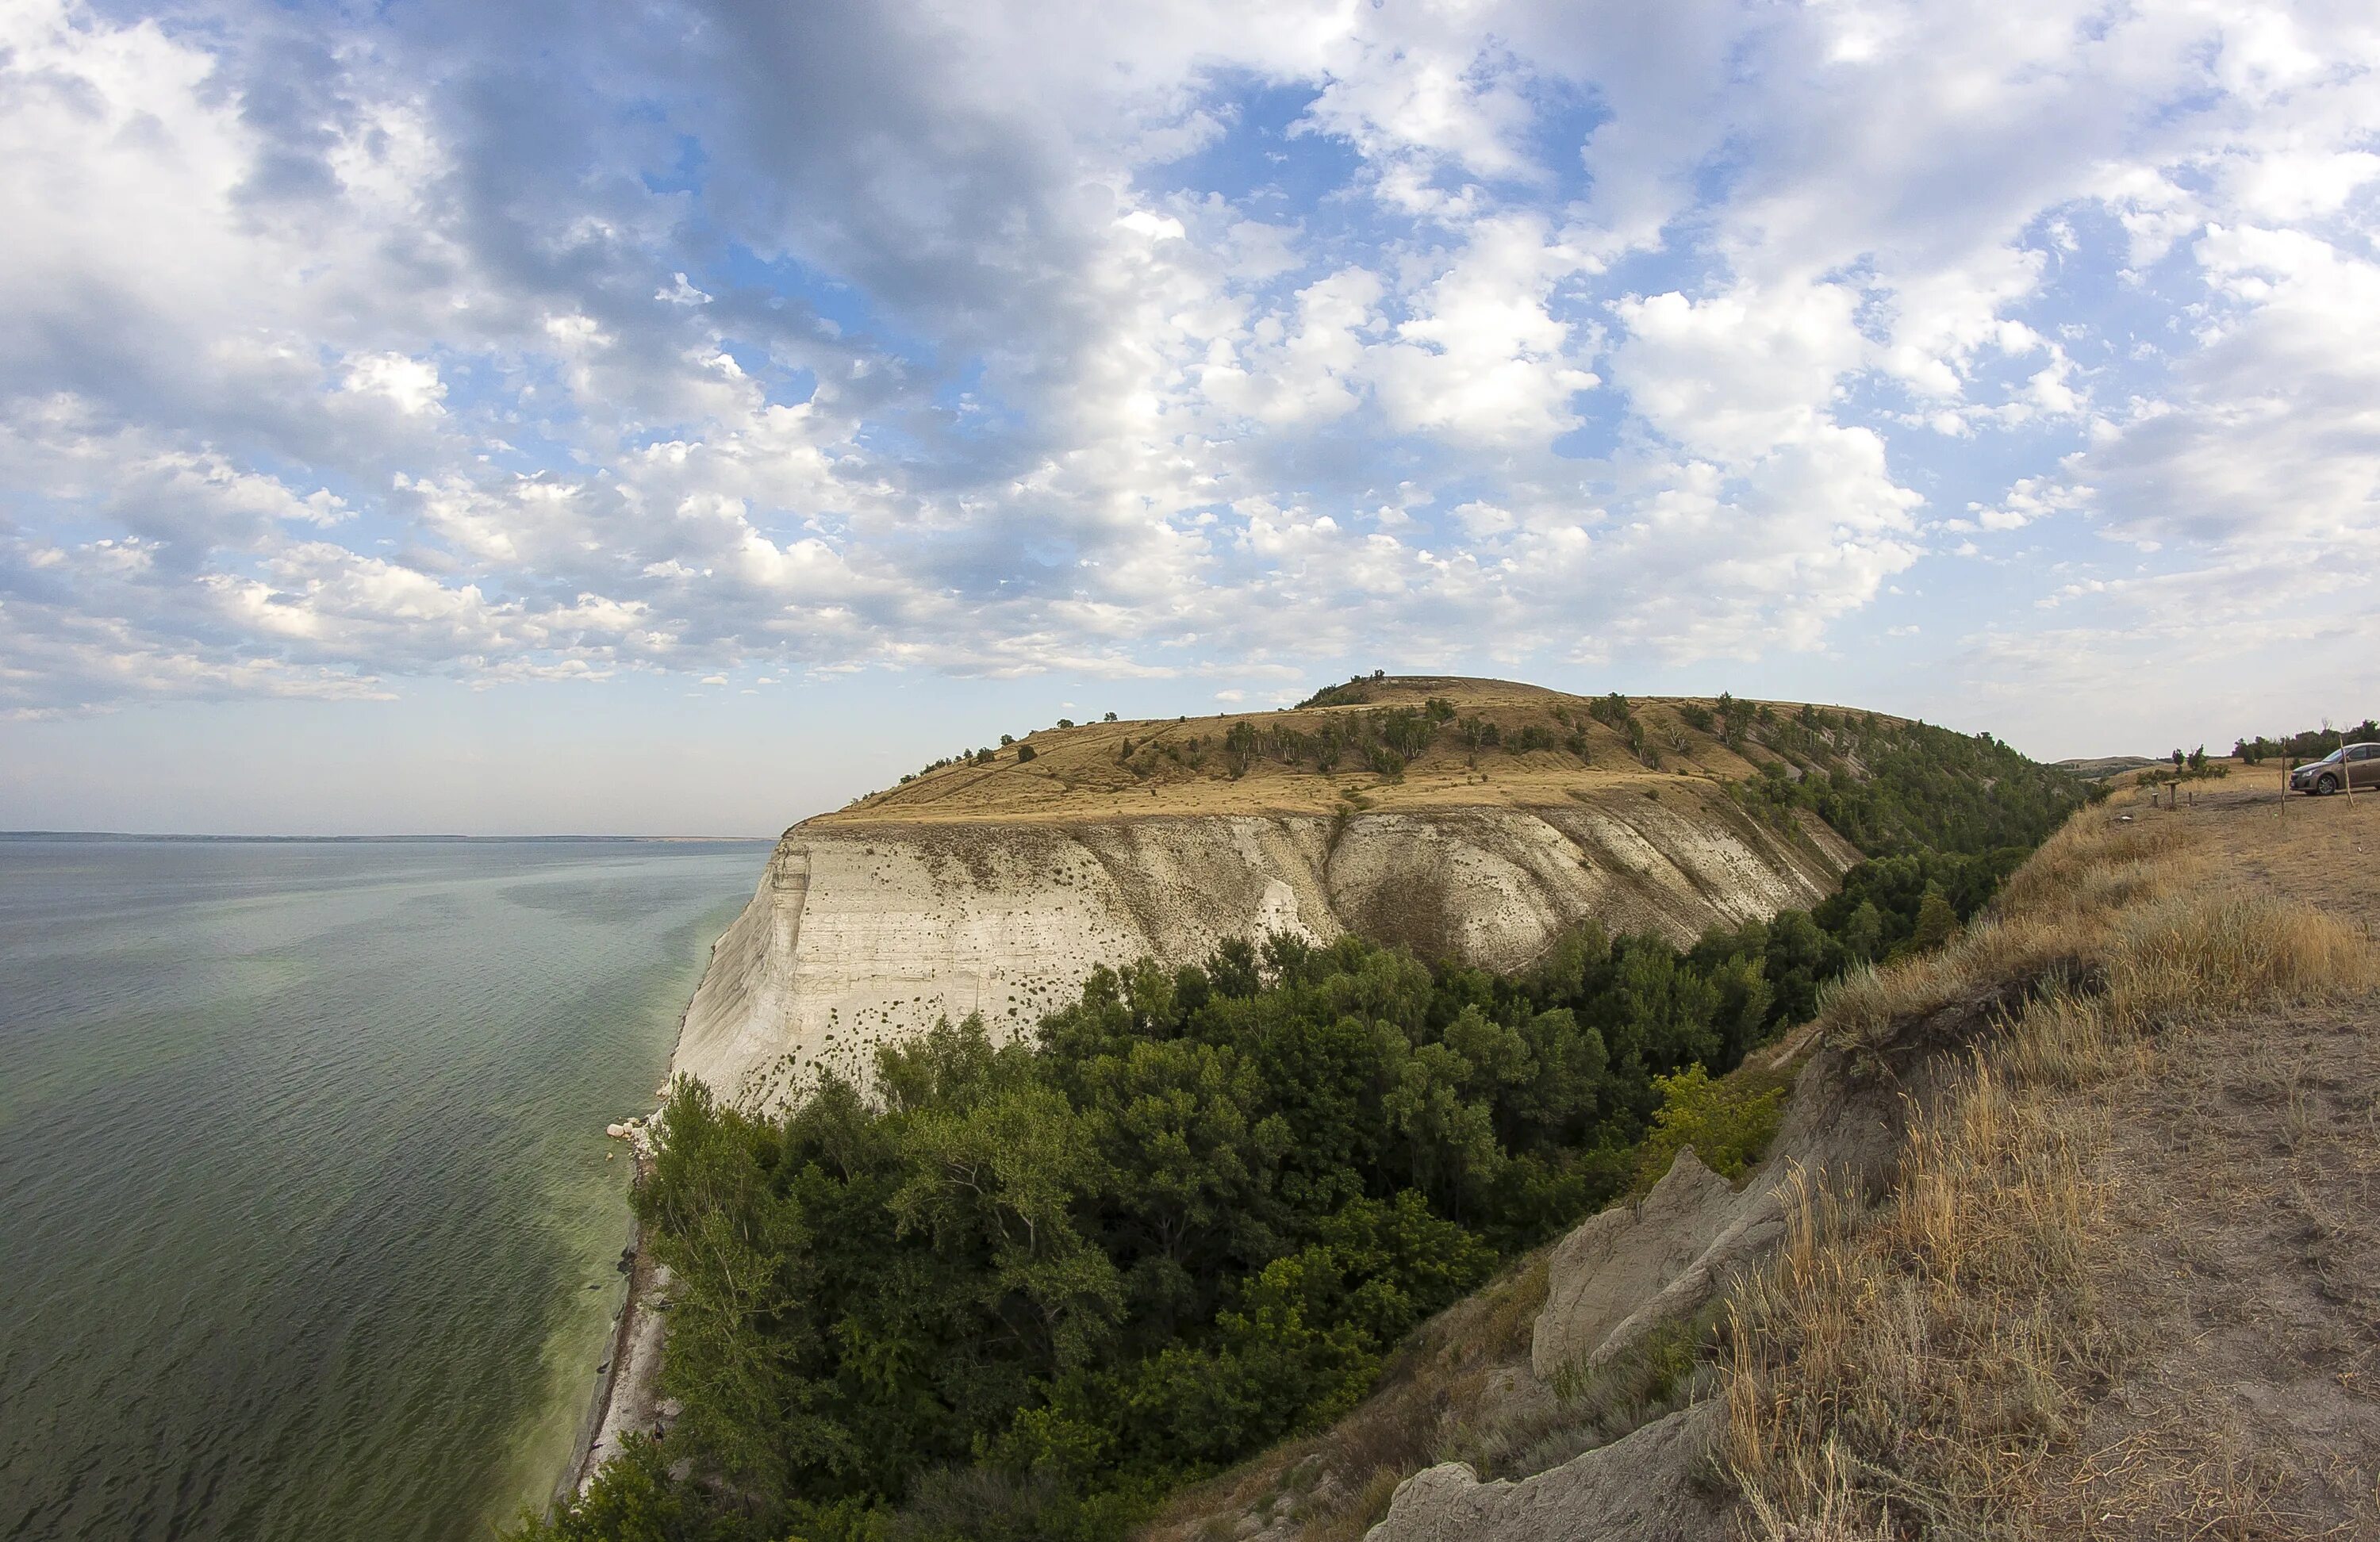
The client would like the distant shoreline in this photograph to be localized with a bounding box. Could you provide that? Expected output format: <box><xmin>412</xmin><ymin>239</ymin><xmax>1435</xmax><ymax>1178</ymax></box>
<box><xmin>0</xmin><ymin>830</ymin><xmax>774</xmax><ymax>844</ymax></box>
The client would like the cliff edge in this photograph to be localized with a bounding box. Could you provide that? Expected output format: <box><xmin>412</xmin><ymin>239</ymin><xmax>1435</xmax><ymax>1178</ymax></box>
<box><xmin>674</xmin><ymin>679</ymin><xmax>1862</xmax><ymax>1108</ymax></box>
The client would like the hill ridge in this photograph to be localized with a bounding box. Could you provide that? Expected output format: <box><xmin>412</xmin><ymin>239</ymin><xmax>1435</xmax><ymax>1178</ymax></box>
<box><xmin>822</xmin><ymin>677</ymin><xmax>1914</xmax><ymax>830</ymax></box>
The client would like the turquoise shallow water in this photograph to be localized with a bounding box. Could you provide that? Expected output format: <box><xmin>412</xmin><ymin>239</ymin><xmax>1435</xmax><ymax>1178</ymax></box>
<box><xmin>0</xmin><ymin>838</ymin><xmax>770</xmax><ymax>1541</ymax></box>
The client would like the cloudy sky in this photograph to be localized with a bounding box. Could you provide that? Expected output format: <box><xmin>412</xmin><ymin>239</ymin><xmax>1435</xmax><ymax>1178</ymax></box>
<box><xmin>2</xmin><ymin>0</ymin><xmax>2375</xmax><ymax>833</ymax></box>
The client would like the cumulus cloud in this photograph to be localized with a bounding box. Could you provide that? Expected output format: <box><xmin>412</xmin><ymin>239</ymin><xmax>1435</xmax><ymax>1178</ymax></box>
<box><xmin>1</xmin><ymin>0</ymin><xmax>2375</xmax><ymax>748</ymax></box>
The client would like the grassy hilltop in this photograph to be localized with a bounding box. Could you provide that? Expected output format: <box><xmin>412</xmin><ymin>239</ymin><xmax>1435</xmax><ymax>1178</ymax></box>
<box><xmin>830</xmin><ymin>675</ymin><xmax>2079</xmax><ymax>863</ymax></box>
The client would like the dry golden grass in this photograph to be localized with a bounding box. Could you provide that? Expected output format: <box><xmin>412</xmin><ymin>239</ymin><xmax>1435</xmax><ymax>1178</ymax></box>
<box><xmin>1719</xmin><ymin>792</ymin><xmax>2378</xmax><ymax>1540</ymax></box>
<box><xmin>814</xmin><ymin>676</ymin><xmax>1887</xmax><ymax>829</ymax></box>
<box><xmin>1814</xmin><ymin>815</ymin><xmax>2200</xmax><ymax>1057</ymax></box>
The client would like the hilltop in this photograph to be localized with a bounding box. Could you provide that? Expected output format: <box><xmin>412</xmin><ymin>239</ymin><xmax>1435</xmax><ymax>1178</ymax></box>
<box><xmin>834</xmin><ymin>677</ymin><xmax>1772</xmax><ymax>824</ymax></box>
<box><xmin>665</xmin><ymin>677</ymin><xmax>2082</xmax><ymax>1114</ymax></box>
<box><xmin>827</xmin><ymin>675</ymin><xmax>2075</xmax><ymax>861</ymax></box>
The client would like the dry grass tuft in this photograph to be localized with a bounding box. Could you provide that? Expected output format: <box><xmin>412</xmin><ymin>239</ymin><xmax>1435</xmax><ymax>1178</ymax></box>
<box><xmin>1815</xmin><ymin>818</ymin><xmax>2207</xmax><ymax>1059</ymax></box>
<box><xmin>1719</xmin><ymin>803</ymin><xmax>2375</xmax><ymax>1540</ymax></box>
<box><xmin>1297</xmin><ymin>1466</ymin><xmax>1403</xmax><ymax>1542</ymax></box>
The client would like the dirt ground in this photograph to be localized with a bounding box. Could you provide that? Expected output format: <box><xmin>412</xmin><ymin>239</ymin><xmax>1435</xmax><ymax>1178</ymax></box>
<box><xmin>2040</xmin><ymin>780</ymin><xmax>2380</xmax><ymax>1537</ymax></box>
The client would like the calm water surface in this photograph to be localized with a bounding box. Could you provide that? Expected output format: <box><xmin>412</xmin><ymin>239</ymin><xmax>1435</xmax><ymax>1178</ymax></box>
<box><xmin>0</xmin><ymin>838</ymin><xmax>769</xmax><ymax>1541</ymax></box>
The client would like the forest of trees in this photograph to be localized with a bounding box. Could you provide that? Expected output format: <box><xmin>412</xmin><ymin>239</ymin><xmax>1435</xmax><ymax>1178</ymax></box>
<box><xmin>512</xmin><ymin>722</ymin><xmax>2087</xmax><ymax>1542</ymax></box>
<box><xmin>1725</xmin><ymin>707</ymin><xmax>2091</xmax><ymax>856</ymax></box>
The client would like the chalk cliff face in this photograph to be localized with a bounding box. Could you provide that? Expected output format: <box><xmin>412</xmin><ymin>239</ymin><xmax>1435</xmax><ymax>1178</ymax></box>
<box><xmin>673</xmin><ymin>782</ymin><xmax>1856</xmax><ymax>1110</ymax></box>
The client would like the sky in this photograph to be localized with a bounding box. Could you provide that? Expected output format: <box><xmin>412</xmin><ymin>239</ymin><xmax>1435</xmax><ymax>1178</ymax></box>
<box><xmin>2</xmin><ymin>0</ymin><xmax>2376</xmax><ymax>834</ymax></box>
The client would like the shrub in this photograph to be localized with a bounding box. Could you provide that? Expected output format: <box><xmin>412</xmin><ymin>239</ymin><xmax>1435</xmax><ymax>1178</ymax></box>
<box><xmin>1457</xmin><ymin>717</ymin><xmax>1500</xmax><ymax>751</ymax></box>
<box><xmin>1632</xmin><ymin>1064</ymin><xmax>1786</xmax><ymax>1192</ymax></box>
<box><xmin>1908</xmin><ymin>885</ymin><xmax>1957</xmax><ymax>953</ymax></box>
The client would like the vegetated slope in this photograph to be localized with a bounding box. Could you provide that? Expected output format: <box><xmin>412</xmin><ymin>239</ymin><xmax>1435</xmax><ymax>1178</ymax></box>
<box><xmin>1155</xmin><ymin>776</ymin><xmax>2378</xmax><ymax>1542</ymax></box>
<box><xmin>2055</xmin><ymin>754</ymin><xmax>2161</xmax><ymax>781</ymax></box>
<box><xmin>673</xmin><ymin>677</ymin><xmax>2081</xmax><ymax>1111</ymax></box>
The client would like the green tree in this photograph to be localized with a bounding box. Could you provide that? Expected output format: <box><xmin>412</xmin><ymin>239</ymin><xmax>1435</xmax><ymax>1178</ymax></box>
<box><xmin>1838</xmin><ymin>900</ymin><xmax>1884</xmax><ymax>963</ymax></box>
<box><xmin>1910</xmin><ymin>884</ymin><xmax>1958</xmax><ymax>953</ymax></box>
<box><xmin>1633</xmin><ymin>1064</ymin><xmax>1786</xmax><ymax>1189</ymax></box>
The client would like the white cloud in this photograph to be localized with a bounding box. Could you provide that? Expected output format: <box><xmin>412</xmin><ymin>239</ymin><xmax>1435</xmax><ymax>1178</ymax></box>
<box><xmin>1612</xmin><ymin>281</ymin><xmax>1864</xmax><ymax>460</ymax></box>
<box><xmin>341</xmin><ymin>353</ymin><xmax>447</xmax><ymax>416</ymax></box>
<box><xmin>1</xmin><ymin>0</ymin><xmax>2376</xmax><ymax>766</ymax></box>
<box><xmin>1372</xmin><ymin>216</ymin><xmax>1599</xmax><ymax>445</ymax></box>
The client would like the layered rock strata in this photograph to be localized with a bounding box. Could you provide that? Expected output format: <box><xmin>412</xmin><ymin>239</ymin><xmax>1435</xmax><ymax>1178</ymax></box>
<box><xmin>674</xmin><ymin>787</ymin><xmax>1854</xmax><ymax>1110</ymax></box>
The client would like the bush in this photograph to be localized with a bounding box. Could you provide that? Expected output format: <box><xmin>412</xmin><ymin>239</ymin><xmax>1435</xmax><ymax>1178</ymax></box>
<box><xmin>1631</xmin><ymin>1064</ymin><xmax>1786</xmax><ymax>1192</ymax></box>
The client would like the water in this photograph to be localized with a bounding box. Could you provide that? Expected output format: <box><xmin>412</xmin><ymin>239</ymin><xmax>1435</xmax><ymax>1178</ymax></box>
<box><xmin>0</xmin><ymin>837</ymin><xmax>770</xmax><ymax>1541</ymax></box>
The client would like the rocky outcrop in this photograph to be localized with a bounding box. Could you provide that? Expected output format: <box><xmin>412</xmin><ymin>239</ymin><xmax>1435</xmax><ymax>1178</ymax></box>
<box><xmin>672</xmin><ymin>790</ymin><xmax>1854</xmax><ymax>1110</ymax></box>
<box><xmin>1365</xmin><ymin>1406</ymin><xmax>1723</xmax><ymax>1542</ymax></box>
<box><xmin>1530</xmin><ymin>1148</ymin><xmax>1751</xmax><ymax>1387</ymax></box>
<box><xmin>1360</xmin><ymin>988</ymin><xmax>2008</xmax><ymax>1542</ymax></box>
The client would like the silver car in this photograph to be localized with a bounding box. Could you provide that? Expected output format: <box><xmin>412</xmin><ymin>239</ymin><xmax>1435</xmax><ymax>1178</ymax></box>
<box><xmin>2290</xmin><ymin>743</ymin><xmax>2380</xmax><ymax>794</ymax></box>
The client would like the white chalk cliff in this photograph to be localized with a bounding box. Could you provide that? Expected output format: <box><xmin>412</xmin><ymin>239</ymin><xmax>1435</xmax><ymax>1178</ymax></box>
<box><xmin>673</xmin><ymin>787</ymin><xmax>1856</xmax><ymax>1110</ymax></box>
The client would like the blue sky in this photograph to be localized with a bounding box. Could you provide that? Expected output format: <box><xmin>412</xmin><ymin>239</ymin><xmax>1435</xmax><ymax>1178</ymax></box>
<box><xmin>2</xmin><ymin>0</ymin><xmax>2376</xmax><ymax>833</ymax></box>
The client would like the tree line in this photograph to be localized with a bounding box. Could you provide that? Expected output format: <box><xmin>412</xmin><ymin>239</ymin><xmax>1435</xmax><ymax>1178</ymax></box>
<box><xmin>2233</xmin><ymin>719</ymin><xmax>2380</xmax><ymax>765</ymax></box>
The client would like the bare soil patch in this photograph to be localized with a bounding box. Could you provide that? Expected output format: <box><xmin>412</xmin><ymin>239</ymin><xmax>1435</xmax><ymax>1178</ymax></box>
<box><xmin>2040</xmin><ymin>781</ymin><xmax>2380</xmax><ymax>1536</ymax></box>
<box><xmin>2178</xmin><ymin>776</ymin><xmax>2380</xmax><ymax>935</ymax></box>
<box><xmin>2042</xmin><ymin>999</ymin><xmax>2380</xmax><ymax>1537</ymax></box>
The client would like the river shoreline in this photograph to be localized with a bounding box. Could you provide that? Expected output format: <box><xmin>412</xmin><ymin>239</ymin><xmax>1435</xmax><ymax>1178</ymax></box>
<box><xmin>557</xmin><ymin>911</ymin><xmax>737</xmax><ymax>1503</ymax></box>
<box><xmin>560</xmin><ymin>1157</ymin><xmax>671</xmax><ymax>1499</ymax></box>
